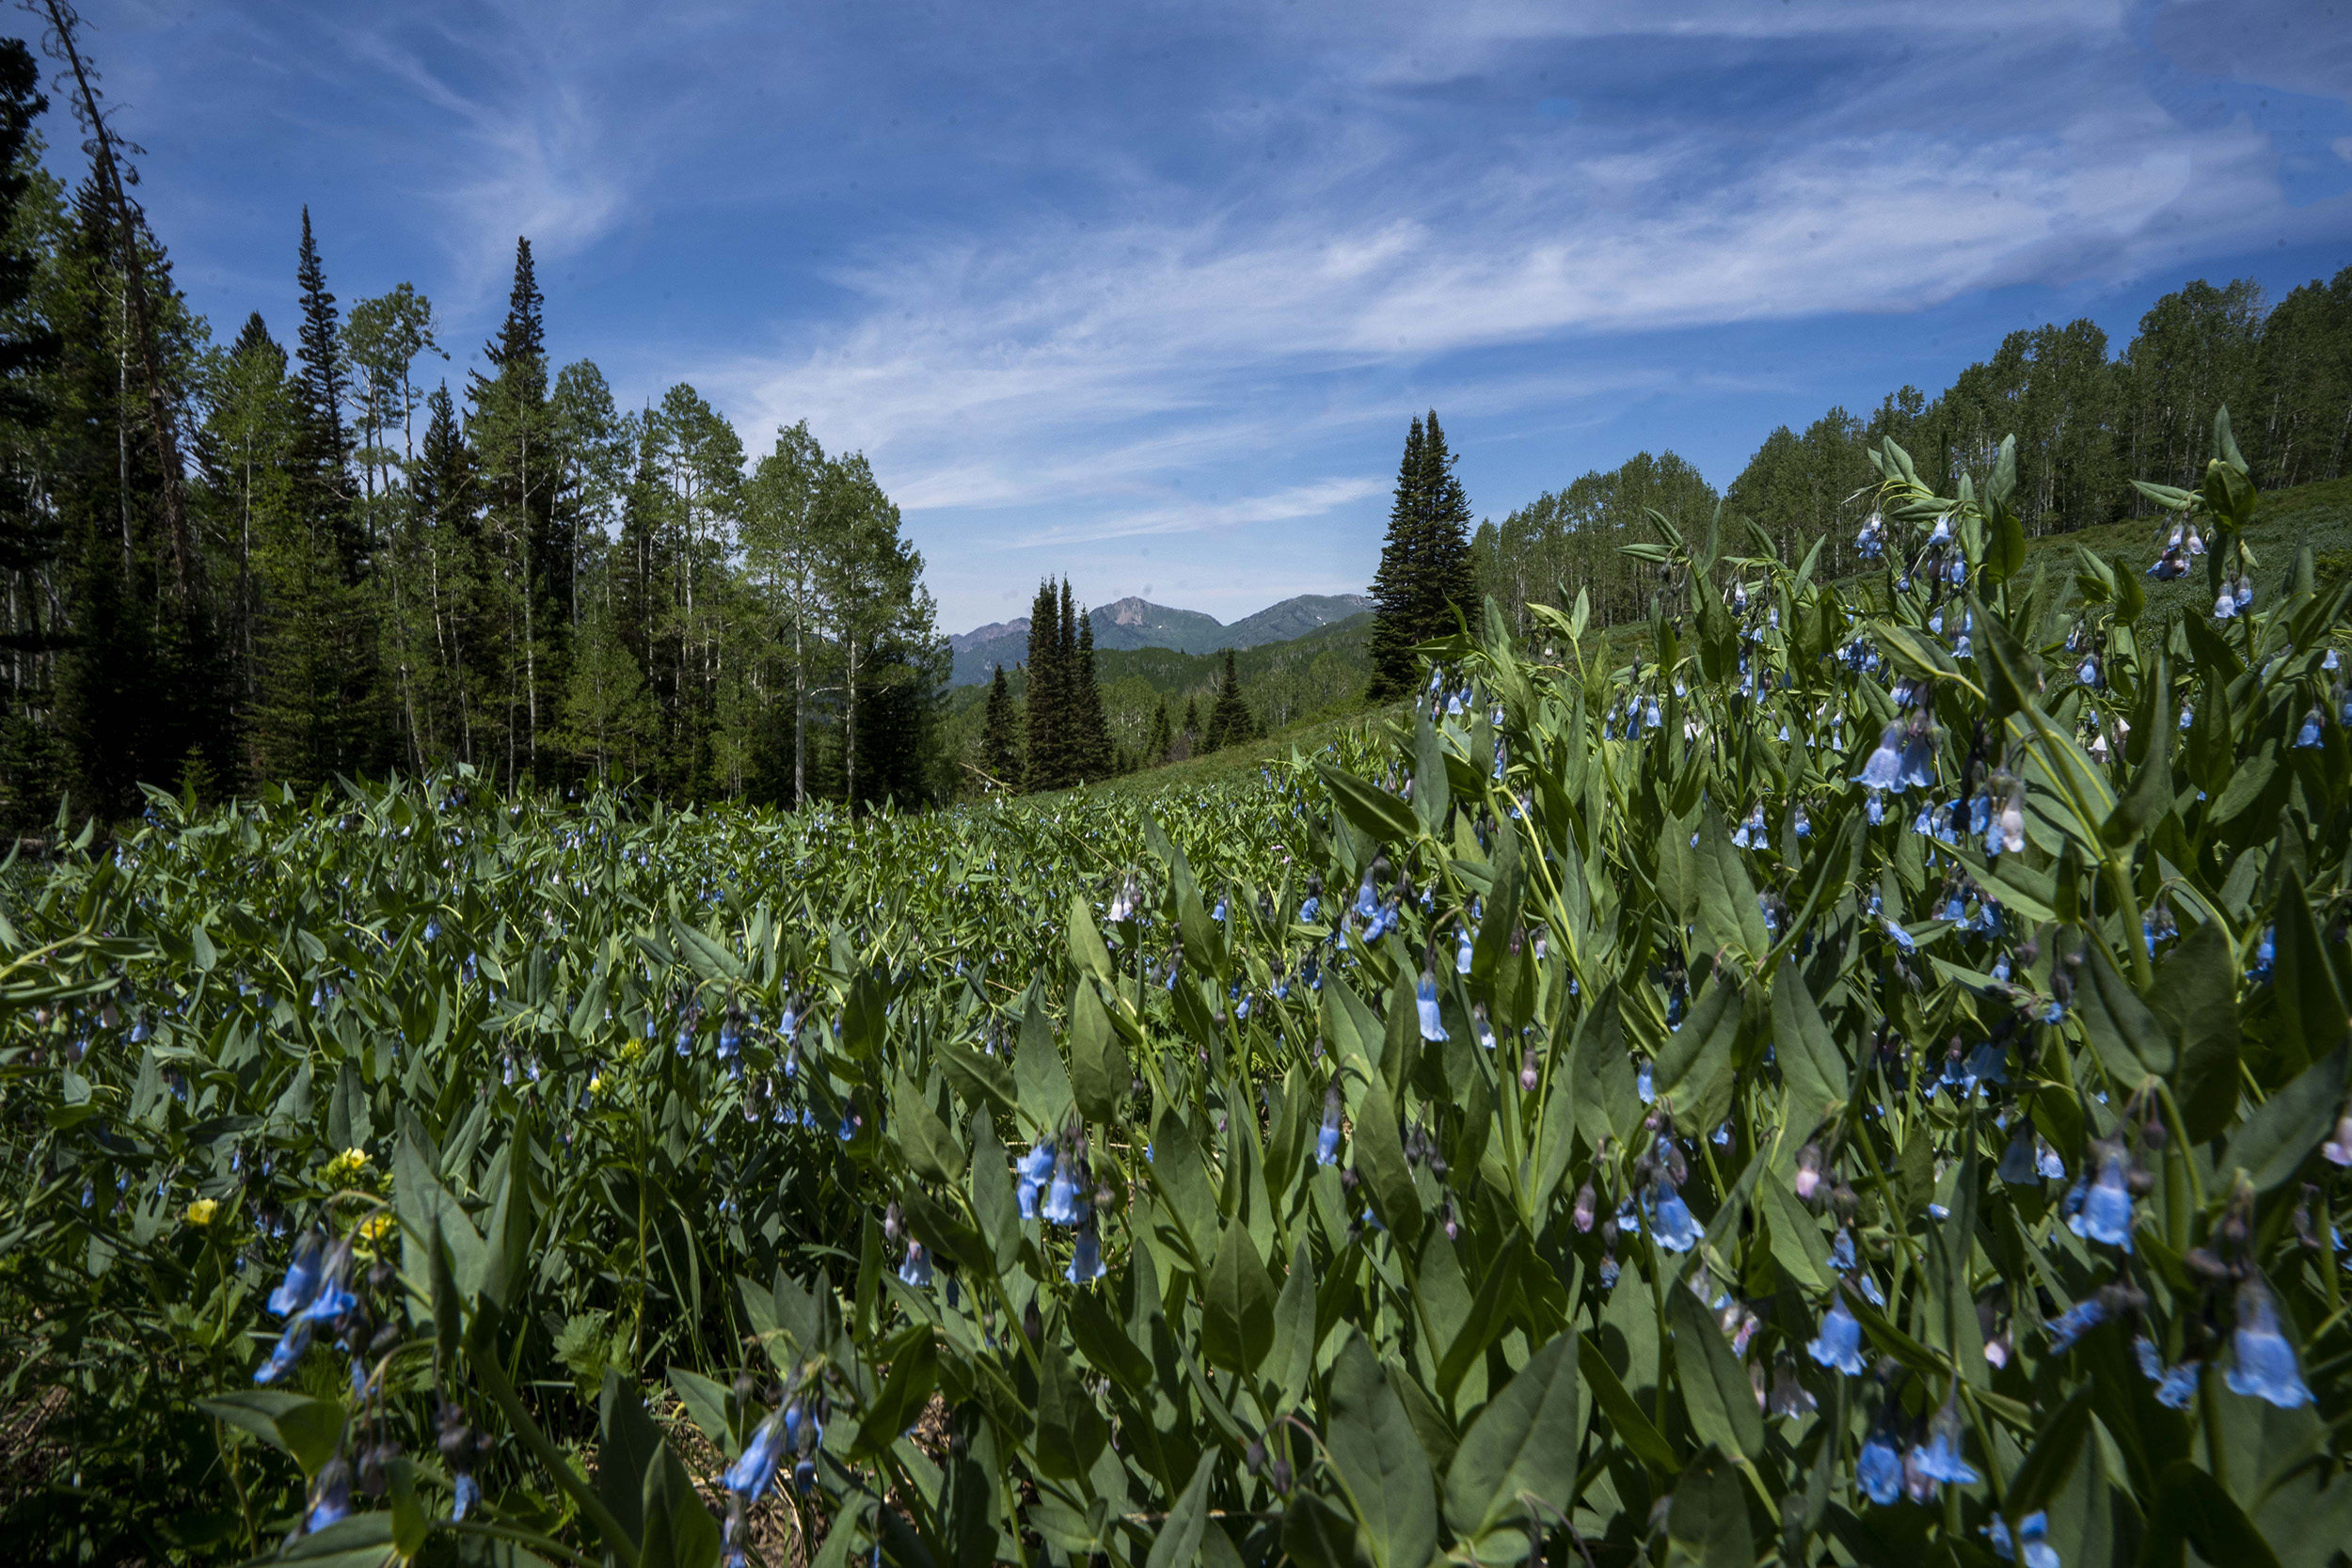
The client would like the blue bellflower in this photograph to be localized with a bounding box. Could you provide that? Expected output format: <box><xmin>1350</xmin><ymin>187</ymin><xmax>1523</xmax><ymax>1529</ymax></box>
<box><xmin>1648</xmin><ymin>1181</ymin><xmax>1701</xmax><ymax>1253</ymax></box>
<box><xmin>1910</xmin><ymin>1397</ymin><xmax>1979</xmax><ymax>1485</ymax></box>
<box><xmin>1807</xmin><ymin>1296</ymin><xmax>1866</xmax><ymax>1375</ymax></box>
<box><xmin>2064</xmin><ymin>1146</ymin><xmax>2135</xmax><ymax>1251</ymax></box>
<box><xmin>1989</xmin><ymin>1511</ymin><xmax>2059</xmax><ymax>1568</ymax></box>
<box><xmin>1857</xmin><ymin>1434</ymin><xmax>1903</xmax><ymax>1505</ymax></box>
<box><xmin>725</xmin><ymin>1409</ymin><xmax>792</xmax><ymax>1500</ymax></box>
<box><xmin>1416</xmin><ymin>970</ymin><xmax>1448</xmax><ymax>1042</ymax></box>
<box><xmin>2227</xmin><ymin>1279</ymin><xmax>2314</xmax><ymax>1408</ymax></box>
<box><xmin>1316</xmin><ymin>1086</ymin><xmax>1343</xmax><ymax>1166</ymax></box>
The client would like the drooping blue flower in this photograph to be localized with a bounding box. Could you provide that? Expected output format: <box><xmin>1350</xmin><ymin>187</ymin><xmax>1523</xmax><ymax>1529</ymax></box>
<box><xmin>307</xmin><ymin>1458</ymin><xmax>353</xmax><ymax>1534</ymax></box>
<box><xmin>1989</xmin><ymin>1511</ymin><xmax>2059</xmax><ymax>1567</ymax></box>
<box><xmin>1636</xmin><ymin>1058</ymin><xmax>1655</xmax><ymax>1102</ymax></box>
<box><xmin>898</xmin><ymin>1240</ymin><xmax>933</xmax><ymax>1289</ymax></box>
<box><xmin>1857</xmin><ymin>1434</ymin><xmax>1904</xmax><ymax>1505</ymax></box>
<box><xmin>1042</xmin><ymin>1148</ymin><xmax>1085</xmax><ymax>1227</ymax></box>
<box><xmin>268</xmin><ymin>1232</ymin><xmax>327</xmax><ymax>1318</ymax></box>
<box><xmin>1455</xmin><ymin>928</ymin><xmax>1473</xmax><ymax>974</ymax></box>
<box><xmin>1883</xmin><ymin>916</ymin><xmax>1915</xmax><ymax>952</ymax></box>
<box><xmin>1829</xmin><ymin>1228</ymin><xmax>1857</xmax><ymax>1274</ymax></box>
<box><xmin>1354</xmin><ymin>871</ymin><xmax>1378</xmax><ymax>920</ymax></box>
<box><xmin>1316</xmin><ymin>1085</ymin><xmax>1343</xmax><ymax>1166</ymax></box>
<box><xmin>1910</xmin><ymin>1397</ymin><xmax>1979</xmax><ymax>1484</ymax></box>
<box><xmin>725</xmin><ymin>1409</ymin><xmax>791</xmax><ymax>1500</ymax></box>
<box><xmin>1807</xmin><ymin>1296</ymin><xmax>1866</xmax><ymax>1375</ymax></box>
<box><xmin>2296</xmin><ymin>710</ymin><xmax>2323</xmax><ymax>748</ymax></box>
<box><xmin>1898</xmin><ymin>730</ymin><xmax>1937</xmax><ymax>791</ymax></box>
<box><xmin>1648</xmin><ymin>1182</ymin><xmax>1701</xmax><ymax>1253</ymax></box>
<box><xmin>2227</xmin><ymin>1278</ymin><xmax>2314</xmax><ymax>1408</ymax></box>
<box><xmin>1997</xmin><ymin>1127</ymin><xmax>2040</xmax><ymax>1184</ymax></box>
<box><xmin>452</xmin><ymin>1473</ymin><xmax>480</xmax><ymax>1522</ymax></box>
<box><xmin>1298</xmin><ymin>895</ymin><xmax>1320</xmax><ymax>923</ymax></box>
<box><xmin>2046</xmin><ymin>1295</ymin><xmax>2106</xmax><ymax>1352</ymax></box>
<box><xmin>2065</xmin><ymin>1146</ymin><xmax>2135</xmax><ymax>1251</ymax></box>
<box><xmin>1067</xmin><ymin>1216</ymin><xmax>1105</xmax><ymax>1285</ymax></box>
<box><xmin>254</xmin><ymin>1315</ymin><xmax>316</xmax><ymax>1385</ymax></box>
<box><xmin>1416</xmin><ymin>970</ymin><xmax>1448</xmax><ymax>1042</ymax></box>
<box><xmin>1854</xmin><ymin>723</ymin><xmax>1904</xmax><ymax>791</ymax></box>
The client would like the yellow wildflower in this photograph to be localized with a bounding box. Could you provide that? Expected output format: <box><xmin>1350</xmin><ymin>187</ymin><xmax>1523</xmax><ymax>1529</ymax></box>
<box><xmin>325</xmin><ymin>1148</ymin><xmax>372</xmax><ymax>1184</ymax></box>
<box><xmin>184</xmin><ymin>1197</ymin><xmax>218</xmax><ymax>1227</ymax></box>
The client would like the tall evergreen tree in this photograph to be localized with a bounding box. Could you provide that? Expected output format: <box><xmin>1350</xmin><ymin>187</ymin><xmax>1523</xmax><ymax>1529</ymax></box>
<box><xmin>1364</xmin><ymin>412</ymin><xmax>1471</xmax><ymax>700</ymax></box>
<box><xmin>979</xmin><ymin>664</ymin><xmax>1021</xmax><ymax>787</ymax></box>
<box><xmin>1145</xmin><ymin>697</ymin><xmax>1172</xmax><ymax>766</ymax></box>
<box><xmin>1022</xmin><ymin>578</ymin><xmax>1062</xmax><ymax>791</ymax></box>
<box><xmin>290</xmin><ymin>207</ymin><xmax>359</xmax><ymax>578</ymax></box>
<box><xmin>1203</xmin><ymin>648</ymin><xmax>1254</xmax><ymax>752</ymax></box>
<box><xmin>1069</xmin><ymin>603</ymin><xmax>1111</xmax><ymax>782</ymax></box>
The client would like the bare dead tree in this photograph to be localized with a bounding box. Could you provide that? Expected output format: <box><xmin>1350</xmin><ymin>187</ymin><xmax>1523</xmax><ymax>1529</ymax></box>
<box><xmin>29</xmin><ymin>0</ymin><xmax>193</xmax><ymax>600</ymax></box>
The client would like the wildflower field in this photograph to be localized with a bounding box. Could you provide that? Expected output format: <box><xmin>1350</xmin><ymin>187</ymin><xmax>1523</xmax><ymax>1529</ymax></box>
<box><xmin>6</xmin><ymin>416</ymin><xmax>2352</xmax><ymax>1568</ymax></box>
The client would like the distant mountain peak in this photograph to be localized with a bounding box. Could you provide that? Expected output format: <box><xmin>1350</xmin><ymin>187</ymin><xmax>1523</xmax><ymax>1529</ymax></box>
<box><xmin>1099</xmin><ymin>594</ymin><xmax>1182</xmax><ymax>628</ymax></box>
<box><xmin>946</xmin><ymin>591</ymin><xmax>1372</xmax><ymax>686</ymax></box>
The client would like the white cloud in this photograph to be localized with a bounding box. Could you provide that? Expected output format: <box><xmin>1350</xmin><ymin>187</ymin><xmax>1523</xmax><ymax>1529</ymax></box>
<box><xmin>1008</xmin><ymin>476</ymin><xmax>1389</xmax><ymax>547</ymax></box>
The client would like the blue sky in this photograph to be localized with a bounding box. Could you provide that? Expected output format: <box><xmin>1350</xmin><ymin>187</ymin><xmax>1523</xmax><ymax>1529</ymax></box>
<box><xmin>69</xmin><ymin>0</ymin><xmax>2352</xmax><ymax>633</ymax></box>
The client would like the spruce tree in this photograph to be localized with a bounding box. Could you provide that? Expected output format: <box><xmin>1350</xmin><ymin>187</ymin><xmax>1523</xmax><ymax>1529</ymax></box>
<box><xmin>979</xmin><ymin>664</ymin><xmax>1021</xmax><ymax>787</ymax></box>
<box><xmin>1145</xmin><ymin>697</ymin><xmax>1172</xmax><ymax>766</ymax></box>
<box><xmin>291</xmin><ymin>207</ymin><xmax>360</xmax><ymax>578</ymax></box>
<box><xmin>1180</xmin><ymin>694</ymin><xmax>1201</xmax><ymax>757</ymax></box>
<box><xmin>1365</xmin><ymin>410</ymin><xmax>1473</xmax><ymax>700</ymax></box>
<box><xmin>1204</xmin><ymin>648</ymin><xmax>1254</xmax><ymax>752</ymax></box>
<box><xmin>1069</xmin><ymin>609</ymin><xmax>1112</xmax><ymax>782</ymax></box>
<box><xmin>1021</xmin><ymin>578</ymin><xmax>1061</xmax><ymax>791</ymax></box>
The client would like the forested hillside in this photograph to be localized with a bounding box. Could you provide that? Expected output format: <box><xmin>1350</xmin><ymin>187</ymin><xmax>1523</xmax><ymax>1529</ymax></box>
<box><xmin>1473</xmin><ymin>271</ymin><xmax>2352</xmax><ymax>641</ymax></box>
<box><xmin>0</xmin><ymin>32</ymin><xmax>945</xmax><ymax>829</ymax></box>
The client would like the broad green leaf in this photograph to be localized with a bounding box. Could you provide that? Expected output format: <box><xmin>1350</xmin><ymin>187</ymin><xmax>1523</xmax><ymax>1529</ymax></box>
<box><xmin>1326</xmin><ymin>1334</ymin><xmax>1438</xmax><ymax>1568</ymax></box>
<box><xmin>1443</xmin><ymin>1331</ymin><xmax>1583</xmax><ymax>1546</ymax></box>
<box><xmin>2223</xmin><ymin>1043</ymin><xmax>2350</xmax><ymax>1194</ymax></box>
<box><xmin>1669</xmin><ymin>1283</ymin><xmax>1764</xmax><ymax>1464</ymax></box>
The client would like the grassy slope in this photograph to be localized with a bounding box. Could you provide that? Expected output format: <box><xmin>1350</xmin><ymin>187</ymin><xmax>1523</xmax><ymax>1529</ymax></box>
<box><xmin>938</xmin><ymin>613</ymin><xmax>1376</xmax><ymax>773</ymax></box>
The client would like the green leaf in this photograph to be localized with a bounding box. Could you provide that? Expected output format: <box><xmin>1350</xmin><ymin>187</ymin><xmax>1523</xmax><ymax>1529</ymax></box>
<box><xmin>2076</xmin><ymin>938</ymin><xmax>2166</xmax><ymax>1084</ymax></box>
<box><xmin>1015</xmin><ymin>990</ymin><xmax>1074</xmax><ymax>1134</ymax></box>
<box><xmin>1268</xmin><ymin>1240</ymin><xmax>1319</xmax><ymax>1415</ymax></box>
<box><xmin>1066</xmin><ymin>891</ymin><xmax>1114</xmax><ymax>984</ymax></box>
<box><xmin>1667</xmin><ymin>1447</ymin><xmax>1756</xmax><ymax>1568</ymax></box>
<box><xmin>1067</xmin><ymin>978</ymin><xmax>1129</xmax><ymax>1126</ymax></box>
<box><xmin>1317</xmin><ymin>762</ymin><xmax>1421</xmax><ymax>847</ymax></box>
<box><xmin>1771</xmin><ymin>968</ymin><xmax>1847</xmax><ymax>1131</ymax></box>
<box><xmin>2223</xmin><ymin>1043</ymin><xmax>2350</xmax><ymax>1194</ymax></box>
<box><xmin>2271</xmin><ymin>872</ymin><xmax>2348</xmax><ymax>1079</ymax></box>
<box><xmin>1652</xmin><ymin>973</ymin><xmax>1740</xmax><ymax>1132</ymax></box>
<box><xmin>1577</xmin><ymin>1331</ymin><xmax>1678</xmax><ymax>1474</ymax></box>
<box><xmin>1200</xmin><ymin>1217</ymin><xmax>1276</xmax><ymax>1374</ymax></box>
<box><xmin>1669</xmin><ymin>1283</ymin><xmax>1764</xmax><ymax>1464</ymax></box>
<box><xmin>890</xmin><ymin>1069</ymin><xmax>965</xmax><ymax>1184</ymax></box>
<box><xmin>2004</xmin><ymin>1385</ymin><xmax>2091</xmax><ymax>1523</ymax></box>
<box><xmin>199</xmin><ymin>1391</ymin><xmax>345</xmax><ymax>1478</ymax></box>
<box><xmin>666</xmin><ymin>1367</ymin><xmax>737</xmax><ymax>1457</ymax></box>
<box><xmin>1350</xmin><ymin>1077</ymin><xmax>1422</xmax><ymax>1243</ymax></box>
<box><xmin>1149</xmin><ymin>1101</ymin><xmax>1221</xmax><ymax>1263</ymax></box>
<box><xmin>1443</xmin><ymin>1332</ymin><xmax>1583</xmax><ymax>1545</ymax></box>
<box><xmin>855</xmin><ymin>1329</ymin><xmax>943</xmax><ymax>1460</ymax></box>
<box><xmin>1326</xmin><ymin>1334</ymin><xmax>1438</xmax><ymax>1568</ymax></box>
<box><xmin>1694</xmin><ymin>803</ymin><xmax>1770</xmax><ymax>963</ymax></box>
<box><xmin>1146</xmin><ymin>1456</ymin><xmax>1217</xmax><ymax>1568</ymax></box>
<box><xmin>2151</xmin><ymin>918</ymin><xmax>2243</xmax><ymax>1144</ymax></box>
<box><xmin>2147</xmin><ymin>1459</ymin><xmax>2281</xmax><ymax>1568</ymax></box>
<box><xmin>937</xmin><ymin>1036</ymin><xmax>1018</xmax><ymax>1120</ymax></box>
